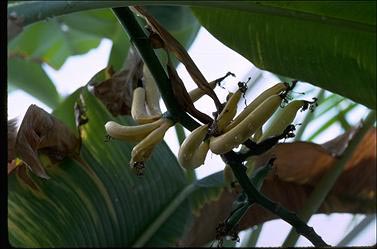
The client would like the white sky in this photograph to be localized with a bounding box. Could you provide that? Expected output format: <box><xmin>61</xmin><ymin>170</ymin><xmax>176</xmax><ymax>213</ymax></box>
<box><xmin>7</xmin><ymin>27</ymin><xmax>375</xmax><ymax>246</ymax></box>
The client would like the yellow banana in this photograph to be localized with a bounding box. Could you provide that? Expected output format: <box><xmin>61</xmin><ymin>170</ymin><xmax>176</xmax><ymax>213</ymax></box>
<box><xmin>189</xmin><ymin>141</ymin><xmax>210</xmax><ymax>169</ymax></box>
<box><xmin>130</xmin><ymin>118</ymin><xmax>173</xmax><ymax>175</ymax></box>
<box><xmin>131</xmin><ymin>87</ymin><xmax>161</xmax><ymax>124</ymax></box>
<box><xmin>143</xmin><ymin>64</ymin><xmax>162</xmax><ymax>116</ymax></box>
<box><xmin>209</xmin><ymin>94</ymin><xmax>283</xmax><ymax>155</ymax></box>
<box><xmin>104</xmin><ymin>118</ymin><xmax>164</xmax><ymax>142</ymax></box>
<box><xmin>178</xmin><ymin>124</ymin><xmax>209</xmax><ymax>169</ymax></box>
<box><xmin>225</xmin><ymin>82</ymin><xmax>289</xmax><ymax>132</ymax></box>
<box><xmin>215</xmin><ymin>88</ymin><xmax>242</xmax><ymax>133</ymax></box>
<box><xmin>258</xmin><ymin>99</ymin><xmax>317</xmax><ymax>142</ymax></box>
<box><xmin>189</xmin><ymin>80</ymin><xmax>218</xmax><ymax>102</ymax></box>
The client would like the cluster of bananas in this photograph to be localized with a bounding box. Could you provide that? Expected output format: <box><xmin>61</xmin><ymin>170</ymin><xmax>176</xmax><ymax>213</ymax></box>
<box><xmin>178</xmin><ymin>82</ymin><xmax>318</xmax><ymax>171</ymax></box>
<box><xmin>104</xmin><ymin>65</ymin><xmax>223</xmax><ymax>175</ymax></box>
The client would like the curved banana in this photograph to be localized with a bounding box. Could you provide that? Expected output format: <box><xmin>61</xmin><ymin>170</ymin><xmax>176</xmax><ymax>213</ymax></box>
<box><xmin>189</xmin><ymin>141</ymin><xmax>210</xmax><ymax>169</ymax></box>
<box><xmin>189</xmin><ymin>80</ymin><xmax>218</xmax><ymax>102</ymax></box>
<box><xmin>143</xmin><ymin>64</ymin><xmax>162</xmax><ymax>116</ymax></box>
<box><xmin>131</xmin><ymin>87</ymin><xmax>161</xmax><ymax>124</ymax></box>
<box><xmin>224</xmin><ymin>82</ymin><xmax>289</xmax><ymax>132</ymax></box>
<box><xmin>104</xmin><ymin>118</ymin><xmax>164</xmax><ymax>142</ymax></box>
<box><xmin>215</xmin><ymin>88</ymin><xmax>242</xmax><ymax>133</ymax></box>
<box><xmin>209</xmin><ymin>94</ymin><xmax>283</xmax><ymax>155</ymax></box>
<box><xmin>130</xmin><ymin>118</ymin><xmax>173</xmax><ymax>174</ymax></box>
<box><xmin>258</xmin><ymin>99</ymin><xmax>316</xmax><ymax>142</ymax></box>
<box><xmin>178</xmin><ymin>124</ymin><xmax>209</xmax><ymax>169</ymax></box>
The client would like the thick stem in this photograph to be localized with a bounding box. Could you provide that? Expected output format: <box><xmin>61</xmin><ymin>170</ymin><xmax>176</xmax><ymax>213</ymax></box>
<box><xmin>112</xmin><ymin>7</ymin><xmax>200</xmax><ymax>131</ymax></box>
<box><xmin>221</xmin><ymin>151</ymin><xmax>330</xmax><ymax>247</ymax></box>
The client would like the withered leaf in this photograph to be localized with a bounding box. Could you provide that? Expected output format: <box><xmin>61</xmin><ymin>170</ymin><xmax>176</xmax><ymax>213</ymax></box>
<box><xmin>8</xmin><ymin>118</ymin><xmax>18</xmax><ymax>161</ymax></box>
<box><xmin>89</xmin><ymin>46</ymin><xmax>143</xmax><ymax>116</ymax></box>
<box><xmin>15</xmin><ymin>105</ymin><xmax>81</xmax><ymax>179</ymax></box>
<box><xmin>133</xmin><ymin>6</ymin><xmax>222</xmax><ymax>112</ymax></box>
<box><xmin>167</xmin><ymin>61</ymin><xmax>213</xmax><ymax>124</ymax></box>
<box><xmin>8</xmin><ymin>14</ymin><xmax>24</xmax><ymax>41</ymax></box>
<box><xmin>178</xmin><ymin>127</ymin><xmax>376</xmax><ymax>246</ymax></box>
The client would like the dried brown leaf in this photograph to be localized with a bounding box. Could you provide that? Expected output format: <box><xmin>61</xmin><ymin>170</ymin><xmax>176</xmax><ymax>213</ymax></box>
<box><xmin>179</xmin><ymin>127</ymin><xmax>376</xmax><ymax>246</ymax></box>
<box><xmin>15</xmin><ymin>105</ymin><xmax>81</xmax><ymax>179</ymax></box>
<box><xmin>133</xmin><ymin>6</ymin><xmax>222</xmax><ymax>111</ymax></box>
<box><xmin>167</xmin><ymin>62</ymin><xmax>213</xmax><ymax>124</ymax></box>
<box><xmin>89</xmin><ymin>47</ymin><xmax>143</xmax><ymax>116</ymax></box>
<box><xmin>8</xmin><ymin>118</ymin><xmax>18</xmax><ymax>161</ymax></box>
<box><xmin>8</xmin><ymin>14</ymin><xmax>24</xmax><ymax>41</ymax></box>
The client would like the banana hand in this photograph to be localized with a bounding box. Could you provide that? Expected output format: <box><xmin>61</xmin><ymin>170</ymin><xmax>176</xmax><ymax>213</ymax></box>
<box><xmin>130</xmin><ymin>118</ymin><xmax>173</xmax><ymax>175</ymax></box>
<box><xmin>209</xmin><ymin>94</ymin><xmax>283</xmax><ymax>155</ymax></box>
<box><xmin>225</xmin><ymin>82</ymin><xmax>289</xmax><ymax>132</ymax></box>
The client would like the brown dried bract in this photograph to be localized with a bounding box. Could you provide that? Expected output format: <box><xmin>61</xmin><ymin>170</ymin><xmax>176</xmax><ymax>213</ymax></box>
<box><xmin>166</xmin><ymin>61</ymin><xmax>213</xmax><ymax>124</ymax></box>
<box><xmin>15</xmin><ymin>105</ymin><xmax>81</xmax><ymax>179</ymax></box>
<box><xmin>132</xmin><ymin>6</ymin><xmax>222</xmax><ymax>112</ymax></box>
<box><xmin>89</xmin><ymin>46</ymin><xmax>143</xmax><ymax>116</ymax></box>
<box><xmin>8</xmin><ymin>14</ymin><xmax>24</xmax><ymax>41</ymax></box>
<box><xmin>8</xmin><ymin>118</ymin><xmax>18</xmax><ymax>161</ymax></box>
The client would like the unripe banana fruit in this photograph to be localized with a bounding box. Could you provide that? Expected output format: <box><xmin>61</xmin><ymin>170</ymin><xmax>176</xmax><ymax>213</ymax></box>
<box><xmin>130</xmin><ymin>118</ymin><xmax>173</xmax><ymax>175</ymax></box>
<box><xmin>215</xmin><ymin>88</ymin><xmax>242</xmax><ymax>133</ymax></box>
<box><xmin>209</xmin><ymin>94</ymin><xmax>283</xmax><ymax>154</ymax></box>
<box><xmin>178</xmin><ymin>124</ymin><xmax>209</xmax><ymax>169</ymax></box>
<box><xmin>225</xmin><ymin>82</ymin><xmax>289</xmax><ymax>132</ymax></box>
<box><xmin>131</xmin><ymin>87</ymin><xmax>161</xmax><ymax>124</ymax></box>
<box><xmin>189</xmin><ymin>80</ymin><xmax>218</xmax><ymax>102</ymax></box>
<box><xmin>258</xmin><ymin>99</ymin><xmax>316</xmax><ymax>142</ymax></box>
<box><xmin>143</xmin><ymin>64</ymin><xmax>162</xmax><ymax>116</ymax></box>
<box><xmin>104</xmin><ymin>118</ymin><xmax>164</xmax><ymax>142</ymax></box>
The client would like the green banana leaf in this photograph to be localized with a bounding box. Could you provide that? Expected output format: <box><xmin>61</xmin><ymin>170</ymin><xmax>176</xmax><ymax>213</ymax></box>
<box><xmin>191</xmin><ymin>2</ymin><xmax>376</xmax><ymax>110</ymax></box>
<box><xmin>8</xmin><ymin>87</ymin><xmax>191</xmax><ymax>247</ymax></box>
<box><xmin>7</xmin><ymin>6</ymin><xmax>200</xmax><ymax>108</ymax></box>
<box><xmin>7</xmin><ymin>57</ymin><xmax>61</xmax><ymax>109</ymax></box>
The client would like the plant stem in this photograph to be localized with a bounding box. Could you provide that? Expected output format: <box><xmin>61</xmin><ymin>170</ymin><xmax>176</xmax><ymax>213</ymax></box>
<box><xmin>283</xmin><ymin>110</ymin><xmax>376</xmax><ymax>247</ymax></box>
<box><xmin>242</xmin><ymin>225</ymin><xmax>263</xmax><ymax>247</ymax></box>
<box><xmin>337</xmin><ymin>214</ymin><xmax>376</xmax><ymax>246</ymax></box>
<box><xmin>112</xmin><ymin>7</ymin><xmax>200</xmax><ymax>131</ymax></box>
<box><xmin>221</xmin><ymin>151</ymin><xmax>330</xmax><ymax>247</ymax></box>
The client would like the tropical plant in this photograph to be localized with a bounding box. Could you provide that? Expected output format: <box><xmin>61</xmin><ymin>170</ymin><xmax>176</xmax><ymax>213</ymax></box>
<box><xmin>7</xmin><ymin>2</ymin><xmax>376</xmax><ymax>247</ymax></box>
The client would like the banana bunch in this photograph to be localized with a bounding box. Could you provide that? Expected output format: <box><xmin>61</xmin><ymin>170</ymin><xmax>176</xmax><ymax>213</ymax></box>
<box><xmin>178</xmin><ymin>83</ymin><xmax>302</xmax><ymax>169</ymax></box>
<box><xmin>105</xmin><ymin>117</ymin><xmax>173</xmax><ymax>175</ymax></box>
<box><xmin>105</xmin><ymin>64</ymin><xmax>174</xmax><ymax>175</ymax></box>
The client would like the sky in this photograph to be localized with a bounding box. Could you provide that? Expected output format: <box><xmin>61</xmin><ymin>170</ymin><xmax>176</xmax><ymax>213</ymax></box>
<box><xmin>7</xmin><ymin>26</ymin><xmax>375</xmax><ymax>246</ymax></box>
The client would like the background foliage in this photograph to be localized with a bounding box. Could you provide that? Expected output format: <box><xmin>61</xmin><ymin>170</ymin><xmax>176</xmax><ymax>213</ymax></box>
<box><xmin>7</xmin><ymin>2</ymin><xmax>376</xmax><ymax>247</ymax></box>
